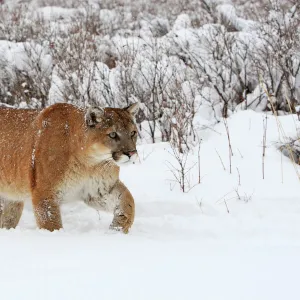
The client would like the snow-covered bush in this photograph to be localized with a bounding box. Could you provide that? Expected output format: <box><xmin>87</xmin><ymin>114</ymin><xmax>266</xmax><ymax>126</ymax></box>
<box><xmin>0</xmin><ymin>41</ymin><xmax>52</xmax><ymax>108</ymax></box>
<box><xmin>252</xmin><ymin>1</ymin><xmax>300</xmax><ymax>114</ymax></box>
<box><xmin>0</xmin><ymin>0</ymin><xmax>299</xmax><ymax>146</ymax></box>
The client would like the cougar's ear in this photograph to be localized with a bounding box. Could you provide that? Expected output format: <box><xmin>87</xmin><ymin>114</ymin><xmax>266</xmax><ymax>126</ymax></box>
<box><xmin>125</xmin><ymin>103</ymin><xmax>139</xmax><ymax>117</ymax></box>
<box><xmin>85</xmin><ymin>107</ymin><xmax>104</xmax><ymax>127</ymax></box>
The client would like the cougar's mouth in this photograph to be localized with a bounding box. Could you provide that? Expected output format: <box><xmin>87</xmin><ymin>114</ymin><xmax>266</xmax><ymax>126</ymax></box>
<box><xmin>112</xmin><ymin>150</ymin><xmax>138</xmax><ymax>164</ymax></box>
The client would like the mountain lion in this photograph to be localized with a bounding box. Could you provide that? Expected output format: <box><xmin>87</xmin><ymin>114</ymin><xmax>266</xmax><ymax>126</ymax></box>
<box><xmin>0</xmin><ymin>102</ymin><xmax>139</xmax><ymax>233</ymax></box>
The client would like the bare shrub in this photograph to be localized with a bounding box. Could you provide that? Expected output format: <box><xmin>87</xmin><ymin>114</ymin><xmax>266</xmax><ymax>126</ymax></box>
<box><xmin>252</xmin><ymin>1</ymin><xmax>300</xmax><ymax>114</ymax></box>
<box><xmin>0</xmin><ymin>42</ymin><xmax>52</xmax><ymax>108</ymax></box>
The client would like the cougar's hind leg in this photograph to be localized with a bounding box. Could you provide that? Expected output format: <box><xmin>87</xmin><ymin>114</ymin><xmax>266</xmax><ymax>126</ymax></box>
<box><xmin>0</xmin><ymin>199</ymin><xmax>3</xmax><ymax>227</ymax></box>
<box><xmin>0</xmin><ymin>200</ymin><xmax>24</xmax><ymax>229</ymax></box>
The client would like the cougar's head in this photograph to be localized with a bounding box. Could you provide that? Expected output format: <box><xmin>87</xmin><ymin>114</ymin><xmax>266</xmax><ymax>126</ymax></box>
<box><xmin>85</xmin><ymin>103</ymin><xmax>139</xmax><ymax>165</ymax></box>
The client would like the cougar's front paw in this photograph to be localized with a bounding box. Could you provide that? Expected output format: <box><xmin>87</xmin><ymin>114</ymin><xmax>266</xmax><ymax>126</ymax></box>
<box><xmin>109</xmin><ymin>224</ymin><xmax>122</xmax><ymax>232</ymax></box>
<box><xmin>110</xmin><ymin>213</ymin><xmax>132</xmax><ymax>234</ymax></box>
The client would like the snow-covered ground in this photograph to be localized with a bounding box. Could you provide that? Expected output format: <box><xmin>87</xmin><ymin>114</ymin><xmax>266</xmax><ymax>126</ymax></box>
<box><xmin>2</xmin><ymin>110</ymin><xmax>300</xmax><ymax>299</ymax></box>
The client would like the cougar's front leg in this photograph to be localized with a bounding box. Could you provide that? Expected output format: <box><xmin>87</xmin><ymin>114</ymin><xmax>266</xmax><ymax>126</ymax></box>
<box><xmin>110</xmin><ymin>181</ymin><xmax>135</xmax><ymax>234</ymax></box>
<box><xmin>32</xmin><ymin>192</ymin><xmax>62</xmax><ymax>232</ymax></box>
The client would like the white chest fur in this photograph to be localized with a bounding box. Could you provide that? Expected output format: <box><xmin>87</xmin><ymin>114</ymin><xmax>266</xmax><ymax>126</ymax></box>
<box><xmin>58</xmin><ymin>174</ymin><xmax>120</xmax><ymax>212</ymax></box>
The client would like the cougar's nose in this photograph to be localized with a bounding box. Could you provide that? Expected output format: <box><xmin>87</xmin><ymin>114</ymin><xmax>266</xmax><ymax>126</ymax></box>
<box><xmin>124</xmin><ymin>150</ymin><xmax>137</xmax><ymax>158</ymax></box>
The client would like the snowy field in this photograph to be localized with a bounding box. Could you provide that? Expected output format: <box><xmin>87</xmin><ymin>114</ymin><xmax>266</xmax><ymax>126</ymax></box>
<box><xmin>2</xmin><ymin>110</ymin><xmax>300</xmax><ymax>300</ymax></box>
<box><xmin>0</xmin><ymin>0</ymin><xmax>299</xmax><ymax>299</ymax></box>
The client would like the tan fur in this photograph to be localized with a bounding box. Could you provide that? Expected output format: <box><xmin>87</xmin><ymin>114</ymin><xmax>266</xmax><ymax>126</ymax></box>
<box><xmin>0</xmin><ymin>103</ymin><xmax>138</xmax><ymax>233</ymax></box>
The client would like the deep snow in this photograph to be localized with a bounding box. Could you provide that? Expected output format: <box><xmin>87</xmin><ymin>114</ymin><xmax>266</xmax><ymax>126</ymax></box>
<box><xmin>2</xmin><ymin>110</ymin><xmax>300</xmax><ymax>300</ymax></box>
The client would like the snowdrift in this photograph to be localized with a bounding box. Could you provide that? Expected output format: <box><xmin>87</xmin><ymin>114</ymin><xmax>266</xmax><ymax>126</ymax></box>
<box><xmin>1</xmin><ymin>110</ymin><xmax>300</xmax><ymax>300</ymax></box>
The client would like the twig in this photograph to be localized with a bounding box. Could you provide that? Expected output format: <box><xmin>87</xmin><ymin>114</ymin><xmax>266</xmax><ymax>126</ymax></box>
<box><xmin>215</xmin><ymin>190</ymin><xmax>234</xmax><ymax>204</ymax></box>
<box><xmin>260</xmin><ymin>77</ymin><xmax>300</xmax><ymax>181</ymax></box>
<box><xmin>196</xmin><ymin>197</ymin><xmax>204</xmax><ymax>214</ymax></box>
<box><xmin>142</xmin><ymin>148</ymin><xmax>154</xmax><ymax>161</ymax></box>
<box><xmin>236</xmin><ymin>167</ymin><xmax>241</xmax><ymax>186</ymax></box>
<box><xmin>197</xmin><ymin>138</ymin><xmax>202</xmax><ymax>184</ymax></box>
<box><xmin>237</xmin><ymin>148</ymin><xmax>244</xmax><ymax>159</ymax></box>
<box><xmin>235</xmin><ymin>188</ymin><xmax>241</xmax><ymax>200</ymax></box>
<box><xmin>224</xmin><ymin>200</ymin><xmax>230</xmax><ymax>213</ymax></box>
<box><xmin>223</xmin><ymin>117</ymin><xmax>233</xmax><ymax>173</ymax></box>
<box><xmin>166</xmin><ymin>145</ymin><xmax>197</xmax><ymax>193</ymax></box>
<box><xmin>215</xmin><ymin>149</ymin><xmax>226</xmax><ymax>171</ymax></box>
<box><xmin>262</xmin><ymin>114</ymin><xmax>268</xmax><ymax>179</ymax></box>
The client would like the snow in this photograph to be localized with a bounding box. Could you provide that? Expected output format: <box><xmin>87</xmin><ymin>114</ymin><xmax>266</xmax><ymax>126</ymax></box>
<box><xmin>172</xmin><ymin>14</ymin><xmax>192</xmax><ymax>31</ymax></box>
<box><xmin>216</xmin><ymin>4</ymin><xmax>258</xmax><ymax>32</ymax></box>
<box><xmin>2</xmin><ymin>234</ymin><xmax>300</xmax><ymax>300</ymax></box>
<box><xmin>2</xmin><ymin>110</ymin><xmax>300</xmax><ymax>299</ymax></box>
<box><xmin>0</xmin><ymin>41</ymin><xmax>52</xmax><ymax>75</ymax></box>
<box><xmin>35</xmin><ymin>6</ymin><xmax>80</xmax><ymax>21</ymax></box>
<box><xmin>0</xmin><ymin>0</ymin><xmax>299</xmax><ymax>298</ymax></box>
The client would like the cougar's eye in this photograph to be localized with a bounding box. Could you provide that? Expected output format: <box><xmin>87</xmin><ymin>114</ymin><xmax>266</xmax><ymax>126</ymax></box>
<box><xmin>131</xmin><ymin>131</ymin><xmax>136</xmax><ymax>137</ymax></box>
<box><xmin>109</xmin><ymin>132</ymin><xmax>117</xmax><ymax>139</ymax></box>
